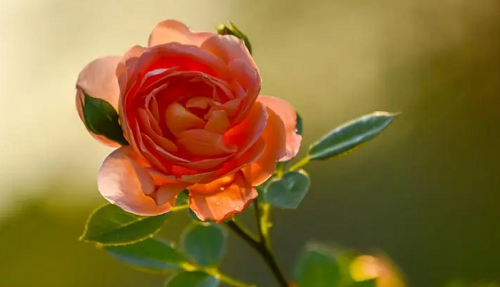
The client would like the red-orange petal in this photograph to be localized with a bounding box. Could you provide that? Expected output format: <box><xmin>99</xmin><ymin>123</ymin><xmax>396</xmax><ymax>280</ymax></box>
<box><xmin>257</xmin><ymin>96</ymin><xmax>302</xmax><ymax>161</ymax></box>
<box><xmin>98</xmin><ymin>146</ymin><xmax>181</xmax><ymax>216</ymax></box>
<box><xmin>177</xmin><ymin>129</ymin><xmax>237</xmax><ymax>157</ymax></box>
<box><xmin>189</xmin><ymin>173</ymin><xmax>236</xmax><ymax>195</ymax></box>
<box><xmin>242</xmin><ymin>107</ymin><xmax>287</xmax><ymax>186</ymax></box>
<box><xmin>189</xmin><ymin>172</ymin><xmax>257</xmax><ymax>222</ymax></box>
<box><xmin>223</xmin><ymin>101</ymin><xmax>267</xmax><ymax>156</ymax></box>
<box><xmin>148</xmin><ymin>19</ymin><xmax>214</xmax><ymax>48</ymax></box>
<box><xmin>165</xmin><ymin>102</ymin><xmax>206</xmax><ymax>137</ymax></box>
<box><xmin>76</xmin><ymin>56</ymin><xmax>121</xmax><ymax>147</ymax></box>
<box><xmin>186</xmin><ymin>97</ymin><xmax>213</xmax><ymax>109</ymax></box>
<box><xmin>205</xmin><ymin>110</ymin><xmax>230</xmax><ymax>134</ymax></box>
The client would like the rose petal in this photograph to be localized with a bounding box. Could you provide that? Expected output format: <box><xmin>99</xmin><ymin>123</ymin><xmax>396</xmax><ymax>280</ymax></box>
<box><xmin>165</xmin><ymin>102</ymin><xmax>206</xmax><ymax>137</ymax></box>
<box><xmin>98</xmin><ymin>146</ymin><xmax>182</xmax><ymax>216</ymax></box>
<box><xmin>155</xmin><ymin>184</ymin><xmax>184</xmax><ymax>206</ymax></box>
<box><xmin>223</xmin><ymin>101</ymin><xmax>267</xmax><ymax>156</ymax></box>
<box><xmin>117</xmin><ymin>45</ymin><xmax>147</xmax><ymax>93</ymax></box>
<box><xmin>76</xmin><ymin>56</ymin><xmax>121</xmax><ymax>147</ymax></box>
<box><xmin>242</xmin><ymin>107</ymin><xmax>287</xmax><ymax>186</ymax></box>
<box><xmin>227</xmin><ymin>60</ymin><xmax>261</xmax><ymax>124</ymax></box>
<box><xmin>177</xmin><ymin>129</ymin><xmax>237</xmax><ymax>157</ymax></box>
<box><xmin>175</xmin><ymin>137</ymin><xmax>265</xmax><ymax>184</ymax></box>
<box><xmin>148</xmin><ymin>19</ymin><xmax>214</xmax><ymax>47</ymax></box>
<box><xmin>257</xmin><ymin>96</ymin><xmax>302</xmax><ymax>160</ymax></box>
<box><xmin>186</xmin><ymin>97</ymin><xmax>213</xmax><ymax>110</ymax></box>
<box><xmin>138</xmin><ymin>108</ymin><xmax>163</xmax><ymax>136</ymax></box>
<box><xmin>212</xmin><ymin>137</ymin><xmax>266</xmax><ymax>180</ymax></box>
<box><xmin>183</xmin><ymin>155</ymin><xmax>231</xmax><ymax>171</ymax></box>
<box><xmin>122</xmin><ymin>44</ymin><xmax>229</xmax><ymax>103</ymax></box>
<box><xmin>189</xmin><ymin>172</ymin><xmax>257</xmax><ymax>222</ymax></box>
<box><xmin>201</xmin><ymin>35</ymin><xmax>256</xmax><ymax>68</ymax></box>
<box><xmin>189</xmin><ymin>173</ymin><xmax>236</xmax><ymax>195</ymax></box>
<box><xmin>205</xmin><ymin>110</ymin><xmax>230</xmax><ymax>134</ymax></box>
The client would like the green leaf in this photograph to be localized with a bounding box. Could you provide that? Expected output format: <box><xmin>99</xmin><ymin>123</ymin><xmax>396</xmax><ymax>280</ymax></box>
<box><xmin>166</xmin><ymin>271</ymin><xmax>219</xmax><ymax>287</ymax></box>
<box><xmin>216</xmin><ymin>22</ymin><xmax>252</xmax><ymax>54</ymax></box>
<box><xmin>80</xmin><ymin>204</ymin><xmax>168</xmax><ymax>245</ymax></box>
<box><xmin>350</xmin><ymin>279</ymin><xmax>377</xmax><ymax>287</ymax></box>
<box><xmin>187</xmin><ymin>208</ymin><xmax>202</xmax><ymax>222</ymax></box>
<box><xmin>181</xmin><ymin>223</ymin><xmax>226</xmax><ymax>267</ymax></box>
<box><xmin>104</xmin><ymin>238</ymin><xmax>189</xmax><ymax>272</ymax></box>
<box><xmin>264</xmin><ymin>170</ymin><xmax>310</xmax><ymax>209</ymax></box>
<box><xmin>176</xmin><ymin>190</ymin><xmax>189</xmax><ymax>205</ymax></box>
<box><xmin>294</xmin><ymin>243</ymin><xmax>341</xmax><ymax>287</ymax></box>
<box><xmin>82</xmin><ymin>92</ymin><xmax>128</xmax><ymax>145</ymax></box>
<box><xmin>308</xmin><ymin>111</ymin><xmax>397</xmax><ymax>160</ymax></box>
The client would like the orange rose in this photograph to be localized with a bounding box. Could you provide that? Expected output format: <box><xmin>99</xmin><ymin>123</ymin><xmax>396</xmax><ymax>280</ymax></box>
<box><xmin>76</xmin><ymin>20</ymin><xmax>301</xmax><ymax>222</ymax></box>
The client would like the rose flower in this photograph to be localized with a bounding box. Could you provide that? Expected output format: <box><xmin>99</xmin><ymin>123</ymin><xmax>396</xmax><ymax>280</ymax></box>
<box><xmin>76</xmin><ymin>20</ymin><xmax>301</xmax><ymax>222</ymax></box>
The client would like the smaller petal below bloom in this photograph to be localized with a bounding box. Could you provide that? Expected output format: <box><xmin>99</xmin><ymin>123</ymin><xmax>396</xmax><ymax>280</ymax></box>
<box><xmin>189</xmin><ymin>172</ymin><xmax>257</xmax><ymax>222</ymax></box>
<box><xmin>98</xmin><ymin>146</ymin><xmax>184</xmax><ymax>216</ymax></box>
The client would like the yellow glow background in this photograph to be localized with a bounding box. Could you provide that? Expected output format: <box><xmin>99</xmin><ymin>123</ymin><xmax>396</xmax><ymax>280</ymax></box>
<box><xmin>0</xmin><ymin>0</ymin><xmax>499</xmax><ymax>286</ymax></box>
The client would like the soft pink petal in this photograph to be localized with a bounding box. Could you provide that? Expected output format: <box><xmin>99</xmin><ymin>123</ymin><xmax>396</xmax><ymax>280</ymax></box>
<box><xmin>117</xmin><ymin>45</ymin><xmax>147</xmax><ymax>94</ymax></box>
<box><xmin>242</xmin><ymin>107</ymin><xmax>287</xmax><ymax>186</ymax></box>
<box><xmin>76</xmin><ymin>56</ymin><xmax>121</xmax><ymax>147</ymax></box>
<box><xmin>189</xmin><ymin>172</ymin><xmax>257</xmax><ymax>222</ymax></box>
<box><xmin>257</xmin><ymin>96</ymin><xmax>302</xmax><ymax>161</ymax></box>
<box><xmin>98</xmin><ymin>146</ymin><xmax>184</xmax><ymax>216</ymax></box>
<box><xmin>201</xmin><ymin>35</ymin><xmax>256</xmax><ymax>68</ymax></box>
<box><xmin>148</xmin><ymin>19</ymin><xmax>214</xmax><ymax>47</ymax></box>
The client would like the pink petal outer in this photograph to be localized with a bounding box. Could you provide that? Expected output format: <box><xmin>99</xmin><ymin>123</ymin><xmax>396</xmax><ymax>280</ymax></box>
<box><xmin>98</xmin><ymin>146</ymin><xmax>186</xmax><ymax>216</ymax></box>
<box><xmin>76</xmin><ymin>56</ymin><xmax>121</xmax><ymax>147</ymax></box>
<box><xmin>189</xmin><ymin>172</ymin><xmax>257</xmax><ymax>222</ymax></box>
<box><xmin>257</xmin><ymin>96</ymin><xmax>302</xmax><ymax>161</ymax></box>
<box><xmin>242</xmin><ymin>107</ymin><xmax>287</xmax><ymax>186</ymax></box>
<box><xmin>117</xmin><ymin>45</ymin><xmax>147</xmax><ymax>96</ymax></box>
<box><xmin>201</xmin><ymin>35</ymin><xmax>256</xmax><ymax>68</ymax></box>
<box><xmin>148</xmin><ymin>19</ymin><xmax>214</xmax><ymax>48</ymax></box>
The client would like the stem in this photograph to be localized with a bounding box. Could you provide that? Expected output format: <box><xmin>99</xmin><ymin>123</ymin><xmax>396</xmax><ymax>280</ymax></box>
<box><xmin>253</xmin><ymin>201</ymin><xmax>265</xmax><ymax>243</ymax></box>
<box><xmin>171</xmin><ymin>204</ymin><xmax>189</xmax><ymax>212</ymax></box>
<box><xmin>226</xmin><ymin>219</ymin><xmax>289</xmax><ymax>287</ymax></box>
<box><xmin>256</xmin><ymin>202</ymin><xmax>272</xmax><ymax>249</ymax></box>
<box><xmin>288</xmin><ymin>156</ymin><xmax>310</xmax><ymax>172</ymax></box>
<box><xmin>226</xmin><ymin>220</ymin><xmax>261</xmax><ymax>250</ymax></box>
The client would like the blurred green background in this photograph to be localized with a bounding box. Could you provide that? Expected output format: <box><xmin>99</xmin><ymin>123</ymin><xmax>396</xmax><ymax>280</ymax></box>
<box><xmin>0</xmin><ymin>0</ymin><xmax>499</xmax><ymax>286</ymax></box>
